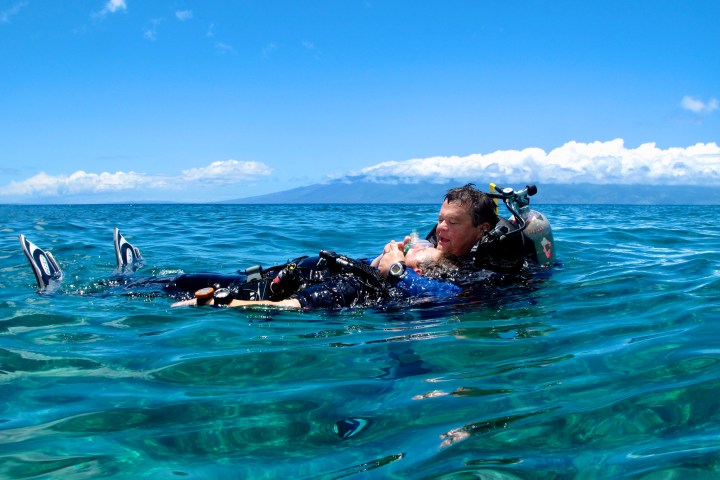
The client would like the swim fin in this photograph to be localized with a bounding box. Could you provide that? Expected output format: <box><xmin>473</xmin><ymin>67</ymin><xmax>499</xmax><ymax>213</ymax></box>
<box><xmin>18</xmin><ymin>234</ymin><xmax>63</xmax><ymax>290</ymax></box>
<box><xmin>114</xmin><ymin>228</ymin><xmax>143</xmax><ymax>271</ymax></box>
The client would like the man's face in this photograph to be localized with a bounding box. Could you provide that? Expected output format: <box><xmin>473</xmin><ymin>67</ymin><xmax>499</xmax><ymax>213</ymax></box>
<box><xmin>435</xmin><ymin>200</ymin><xmax>484</xmax><ymax>256</ymax></box>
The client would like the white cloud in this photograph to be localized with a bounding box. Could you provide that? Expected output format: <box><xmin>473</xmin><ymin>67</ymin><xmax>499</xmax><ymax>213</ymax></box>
<box><xmin>352</xmin><ymin>139</ymin><xmax>720</xmax><ymax>186</ymax></box>
<box><xmin>0</xmin><ymin>160</ymin><xmax>272</xmax><ymax>197</ymax></box>
<box><xmin>681</xmin><ymin>95</ymin><xmax>719</xmax><ymax>114</ymax></box>
<box><xmin>4</xmin><ymin>141</ymin><xmax>720</xmax><ymax>202</ymax></box>
<box><xmin>181</xmin><ymin>160</ymin><xmax>272</xmax><ymax>184</ymax></box>
<box><xmin>0</xmin><ymin>1</ymin><xmax>27</xmax><ymax>23</ymax></box>
<box><xmin>176</xmin><ymin>10</ymin><xmax>192</xmax><ymax>21</ymax></box>
<box><xmin>95</xmin><ymin>0</ymin><xmax>127</xmax><ymax>17</ymax></box>
<box><xmin>0</xmin><ymin>170</ymin><xmax>159</xmax><ymax>196</ymax></box>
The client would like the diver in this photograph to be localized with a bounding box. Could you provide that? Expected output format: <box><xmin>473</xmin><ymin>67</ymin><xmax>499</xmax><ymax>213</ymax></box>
<box><xmin>19</xmin><ymin>228</ymin><xmax>463</xmax><ymax>310</ymax></box>
<box><xmin>426</xmin><ymin>183</ymin><xmax>556</xmax><ymax>274</ymax></box>
<box><xmin>170</xmin><ymin>238</ymin><xmax>462</xmax><ymax>309</ymax></box>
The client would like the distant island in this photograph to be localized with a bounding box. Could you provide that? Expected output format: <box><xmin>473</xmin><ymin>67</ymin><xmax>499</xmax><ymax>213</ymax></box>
<box><xmin>219</xmin><ymin>179</ymin><xmax>720</xmax><ymax>205</ymax></box>
<box><xmin>5</xmin><ymin>180</ymin><xmax>719</xmax><ymax>205</ymax></box>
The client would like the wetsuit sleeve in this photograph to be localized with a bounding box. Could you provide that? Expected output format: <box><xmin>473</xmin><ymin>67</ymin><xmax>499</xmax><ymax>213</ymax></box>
<box><xmin>395</xmin><ymin>269</ymin><xmax>461</xmax><ymax>298</ymax></box>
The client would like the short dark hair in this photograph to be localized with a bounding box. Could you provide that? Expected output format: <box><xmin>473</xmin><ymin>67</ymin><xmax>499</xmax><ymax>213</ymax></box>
<box><xmin>444</xmin><ymin>183</ymin><xmax>498</xmax><ymax>227</ymax></box>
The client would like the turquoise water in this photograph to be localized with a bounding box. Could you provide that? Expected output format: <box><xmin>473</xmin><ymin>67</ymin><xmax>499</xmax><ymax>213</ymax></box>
<box><xmin>1</xmin><ymin>203</ymin><xmax>719</xmax><ymax>479</ymax></box>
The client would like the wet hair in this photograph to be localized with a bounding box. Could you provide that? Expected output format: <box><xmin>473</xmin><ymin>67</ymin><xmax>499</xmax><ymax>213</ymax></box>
<box><xmin>444</xmin><ymin>183</ymin><xmax>498</xmax><ymax>227</ymax></box>
<box><xmin>415</xmin><ymin>251</ymin><xmax>460</xmax><ymax>279</ymax></box>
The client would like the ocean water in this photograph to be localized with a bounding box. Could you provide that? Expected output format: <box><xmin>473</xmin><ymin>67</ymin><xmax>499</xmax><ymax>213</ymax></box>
<box><xmin>1</xmin><ymin>203</ymin><xmax>719</xmax><ymax>479</ymax></box>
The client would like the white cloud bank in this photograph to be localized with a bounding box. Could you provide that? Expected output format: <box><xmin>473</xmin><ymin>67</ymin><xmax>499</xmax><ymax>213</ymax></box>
<box><xmin>2</xmin><ymin>140</ymin><xmax>719</xmax><ymax>201</ymax></box>
<box><xmin>353</xmin><ymin>139</ymin><xmax>720</xmax><ymax>186</ymax></box>
<box><xmin>0</xmin><ymin>160</ymin><xmax>272</xmax><ymax>197</ymax></box>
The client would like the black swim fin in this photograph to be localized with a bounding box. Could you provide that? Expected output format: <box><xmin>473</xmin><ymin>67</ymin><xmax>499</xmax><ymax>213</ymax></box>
<box><xmin>114</xmin><ymin>228</ymin><xmax>143</xmax><ymax>271</ymax></box>
<box><xmin>18</xmin><ymin>234</ymin><xmax>63</xmax><ymax>290</ymax></box>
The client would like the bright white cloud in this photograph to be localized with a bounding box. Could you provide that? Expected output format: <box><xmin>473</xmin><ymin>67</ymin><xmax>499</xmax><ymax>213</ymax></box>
<box><xmin>4</xmin><ymin>141</ymin><xmax>720</xmax><ymax>201</ymax></box>
<box><xmin>0</xmin><ymin>170</ymin><xmax>158</xmax><ymax>196</ymax></box>
<box><xmin>95</xmin><ymin>0</ymin><xmax>127</xmax><ymax>17</ymax></box>
<box><xmin>108</xmin><ymin>0</ymin><xmax>126</xmax><ymax>13</ymax></box>
<box><xmin>176</xmin><ymin>10</ymin><xmax>192</xmax><ymax>21</ymax></box>
<box><xmin>181</xmin><ymin>160</ymin><xmax>272</xmax><ymax>184</ymax></box>
<box><xmin>353</xmin><ymin>139</ymin><xmax>720</xmax><ymax>186</ymax></box>
<box><xmin>681</xmin><ymin>95</ymin><xmax>719</xmax><ymax>114</ymax></box>
<box><xmin>0</xmin><ymin>160</ymin><xmax>271</xmax><ymax>197</ymax></box>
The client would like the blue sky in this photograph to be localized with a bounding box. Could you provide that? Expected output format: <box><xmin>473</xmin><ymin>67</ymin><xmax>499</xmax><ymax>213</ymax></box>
<box><xmin>0</xmin><ymin>0</ymin><xmax>718</xmax><ymax>203</ymax></box>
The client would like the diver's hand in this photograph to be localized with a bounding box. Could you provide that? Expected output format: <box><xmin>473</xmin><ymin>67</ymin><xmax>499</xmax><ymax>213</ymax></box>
<box><xmin>171</xmin><ymin>298</ymin><xmax>201</xmax><ymax>307</ymax></box>
<box><xmin>378</xmin><ymin>241</ymin><xmax>406</xmax><ymax>277</ymax></box>
<box><xmin>372</xmin><ymin>238</ymin><xmax>407</xmax><ymax>268</ymax></box>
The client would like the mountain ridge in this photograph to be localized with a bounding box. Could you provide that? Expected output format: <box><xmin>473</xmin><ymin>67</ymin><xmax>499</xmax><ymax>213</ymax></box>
<box><xmin>219</xmin><ymin>180</ymin><xmax>720</xmax><ymax>205</ymax></box>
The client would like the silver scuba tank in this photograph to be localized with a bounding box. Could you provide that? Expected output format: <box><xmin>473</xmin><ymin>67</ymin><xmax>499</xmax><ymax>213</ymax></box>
<box><xmin>516</xmin><ymin>206</ymin><xmax>555</xmax><ymax>267</ymax></box>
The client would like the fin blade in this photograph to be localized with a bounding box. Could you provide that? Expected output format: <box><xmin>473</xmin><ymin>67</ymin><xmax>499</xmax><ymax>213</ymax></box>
<box><xmin>114</xmin><ymin>228</ymin><xmax>143</xmax><ymax>271</ymax></box>
<box><xmin>19</xmin><ymin>234</ymin><xmax>63</xmax><ymax>290</ymax></box>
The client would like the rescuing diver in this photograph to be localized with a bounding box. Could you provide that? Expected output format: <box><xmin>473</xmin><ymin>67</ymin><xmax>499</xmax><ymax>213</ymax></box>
<box><xmin>18</xmin><ymin>183</ymin><xmax>556</xmax><ymax>310</ymax></box>
<box><xmin>169</xmin><ymin>183</ymin><xmax>556</xmax><ymax>309</ymax></box>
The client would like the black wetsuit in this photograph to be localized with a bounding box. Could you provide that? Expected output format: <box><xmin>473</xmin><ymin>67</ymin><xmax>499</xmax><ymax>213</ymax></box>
<box><xmin>162</xmin><ymin>252</ymin><xmax>461</xmax><ymax>310</ymax></box>
<box><xmin>160</xmin><ymin>253</ymin><xmax>393</xmax><ymax>310</ymax></box>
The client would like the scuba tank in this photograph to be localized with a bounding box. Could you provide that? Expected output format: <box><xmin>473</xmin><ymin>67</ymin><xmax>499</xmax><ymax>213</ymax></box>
<box><xmin>512</xmin><ymin>204</ymin><xmax>555</xmax><ymax>266</ymax></box>
<box><xmin>485</xmin><ymin>183</ymin><xmax>555</xmax><ymax>267</ymax></box>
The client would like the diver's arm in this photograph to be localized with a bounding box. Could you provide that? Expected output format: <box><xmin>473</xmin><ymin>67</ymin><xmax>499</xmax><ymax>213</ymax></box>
<box><xmin>376</xmin><ymin>245</ymin><xmax>461</xmax><ymax>298</ymax></box>
<box><xmin>229</xmin><ymin>298</ymin><xmax>302</xmax><ymax>308</ymax></box>
<box><xmin>171</xmin><ymin>297</ymin><xmax>302</xmax><ymax>309</ymax></box>
<box><xmin>395</xmin><ymin>269</ymin><xmax>462</xmax><ymax>298</ymax></box>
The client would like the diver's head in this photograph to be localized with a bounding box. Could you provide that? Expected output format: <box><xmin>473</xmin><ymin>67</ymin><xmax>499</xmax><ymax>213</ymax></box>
<box><xmin>436</xmin><ymin>184</ymin><xmax>498</xmax><ymax>256</ymax></box>
<box><xmin>406</xmin><ymin>247</ymin><xmax>458</xmax><ymax>277</ymax></box>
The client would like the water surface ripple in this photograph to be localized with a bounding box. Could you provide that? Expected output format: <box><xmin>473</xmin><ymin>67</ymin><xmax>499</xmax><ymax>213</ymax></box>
<box><xmin>1</xmin><ymin>204</ymin><xmax>719</xmax><ymax>478</ymax></box>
